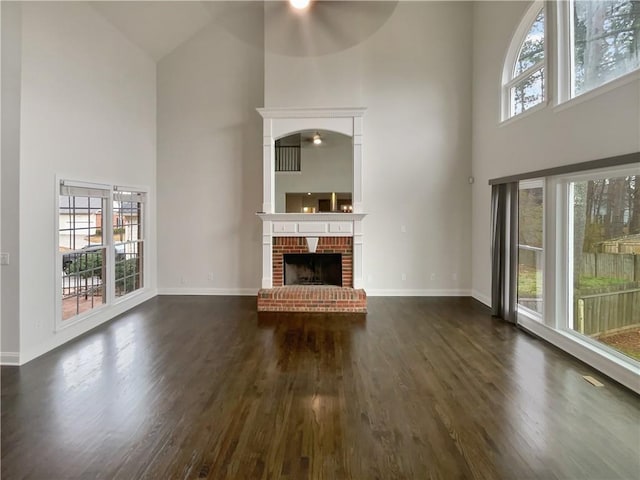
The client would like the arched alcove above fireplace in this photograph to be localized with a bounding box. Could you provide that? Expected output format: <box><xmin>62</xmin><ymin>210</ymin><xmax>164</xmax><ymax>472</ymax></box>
<box><xmin>256</xmin><ymin>107</ymin><xmax>366</xmax><ymax>214</ymax></box>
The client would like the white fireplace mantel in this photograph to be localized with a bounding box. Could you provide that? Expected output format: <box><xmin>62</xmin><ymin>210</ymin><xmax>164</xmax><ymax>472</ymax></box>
<box><xmin>256</xmin><ymin>107</ymin><xmax>367</xmax><ymax>289</ymax></box>
<box><xmin>257</xmin><ymin>212</ymin><xmax>366</xmax><ymax>236</ymax></box>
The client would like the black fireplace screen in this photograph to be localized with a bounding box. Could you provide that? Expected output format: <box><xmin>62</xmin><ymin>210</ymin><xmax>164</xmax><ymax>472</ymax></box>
<box><xmin>283</xmin><ymin>253</ymin><xmax>342</xmax><ymax>286</ymax></box>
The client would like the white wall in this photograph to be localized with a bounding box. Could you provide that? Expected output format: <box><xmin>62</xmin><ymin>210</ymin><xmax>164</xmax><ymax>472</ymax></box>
<box><xmin>1</xmin><ymin>2</ymin><xmax>22</xmax><ymax>364</ymax></box>
<box><xmin>156</xmin><ymin>3</ymin><xmax>264</xmax><ymax>294</ymax></box>
<box><xmin>266</xmin><ymin>2</ymin><xmax>473</xmax><ymax>294</ymax></box>
<box><xmin>275</xmin><ymin>135</ymin><xmax>353</xmax><ymax>212</ymax></box>
<box><xmin>17</xmin><ymin>2</ymin><xmax>157</xmax><ymax>362</ymax></box>
<box><xmin>471</xmin><ymin>1</ymin><xmax>640</xmax><ymax>304</ymax></box>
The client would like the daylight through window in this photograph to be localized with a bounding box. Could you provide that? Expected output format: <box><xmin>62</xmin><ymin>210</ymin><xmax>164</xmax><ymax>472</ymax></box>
<box><xmin>113</xmin><ymin>189</ymin><xmax>145</xmax><ymax>298</ymax></box>
<box><xmin>503</xmin><ymin>3</ymin><xmax>545</xmax><ymax>119</ymax></box>
<box><xmin>517</xmin><ymin>180</ymin><xmax>544</xmax><ymax>317</ymax></box>
<box><xmin>59</xmin><ymin>183</ymin><xmax>109</xmax><ymax>321</ymax></box>
<box><xmin>568</xmin><ymin>172</ymin><xmax>640</xmax><ymax>361</ymax></box>
<box><xmin>572</xmin><ymin>0</ymin><xmax>640</xmax><ymax>96</ymax></box>
<box><xmin>503</xmin><ymin>0</ymin><xmax>640</xmax><ymax>118</ymax></box>
<box><xmin>58</xmin><ymin>181</ymin><xmax>147</xmax><ymax>327</ymax></box>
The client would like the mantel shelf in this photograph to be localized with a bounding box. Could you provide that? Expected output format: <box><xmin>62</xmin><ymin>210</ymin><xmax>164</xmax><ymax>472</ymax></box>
<box><xmin>256</xmin><ymin>212</ymin><xmax>367</xmax><ymax>222</ymax></box>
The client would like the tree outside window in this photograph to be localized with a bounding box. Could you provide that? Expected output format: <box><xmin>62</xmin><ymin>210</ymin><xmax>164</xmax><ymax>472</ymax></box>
<box><xmin>573</xmin><ymin>0</ymin><xmax>640</xmax><ymax>95</ymax></box>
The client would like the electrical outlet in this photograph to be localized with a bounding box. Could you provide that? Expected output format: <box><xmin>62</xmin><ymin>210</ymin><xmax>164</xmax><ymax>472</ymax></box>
<box><xmin>0</xmin><ymin>253</ymin><xmax>9</xmax><ymax>265</ymax></box>
<box><xmin>401</xmin><ymin>273</ymin><xmax>407</xmax><ymax>281</ymax></box>
<box><xmin>208</xmin><ymin>272</ymin><xmax>214</xmax><ymax>281</ymax></box>
<box><xmin>179</xmin><ymin>276</ymin><xmax>186</xmax><ymax>285</ymax></box>
<box><xmin>430</xmin><ymin>273</ymin><xmax>436</xmax><ymax>281</ymax></box>
<box><xmin>400</xmin><ymin>225</ymin><xmax>407</xmax><ymax>233</ymax></box>
<box><xmin>452</xmin><ymin>273</ymin><xmax>458</xmax><ymax>281</ymax></box>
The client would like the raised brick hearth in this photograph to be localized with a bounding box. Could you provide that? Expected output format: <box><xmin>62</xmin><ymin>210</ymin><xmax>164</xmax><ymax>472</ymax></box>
<box><xmin>257</xmin><ymin>286</ymin><xmax>367</xmax><ymax>312</ymax></box>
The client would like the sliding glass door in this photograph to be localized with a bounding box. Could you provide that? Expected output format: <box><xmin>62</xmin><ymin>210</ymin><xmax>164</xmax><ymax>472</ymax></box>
<box><xmin>567</xmin><ymin>171</ymin><xmax>640</xmax><ymax>362</ymax></box>
<box><xmin>518</xmin><ymin>180</ymin><xmax>544</xmax><ymax>317</ymax></box>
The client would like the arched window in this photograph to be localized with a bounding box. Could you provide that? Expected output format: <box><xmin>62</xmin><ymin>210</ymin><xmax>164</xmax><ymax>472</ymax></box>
<box><xmin>502</xmin><ymin>2</ymin><xmax>546</xmax><ymax>120</ymax></box>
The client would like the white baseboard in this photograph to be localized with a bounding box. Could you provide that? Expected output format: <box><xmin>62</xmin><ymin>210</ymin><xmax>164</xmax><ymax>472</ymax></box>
<box><xmin>518</xmin><ymin>315</ymin><xmax>640</xmax><ymax>395</ymax></box>
<box><xmin>158</xmin><ymin>288</ymin><xmax>473</xmax><ymax>297</ymax></box>
<box><xmin>157</xmin><ymin>288</ymin><xmax>259</xmax><ymax>296</ymax></box>
<box><xmin>366</xmin><ymin>289</ymin><xmax>471</xmax><ymax>297</ymax></box>
<box><xmin>471</xmin><ymin>290</ymin><xmax>491</xmax><ymax>307</ymax></box>
<box><xmin>1</xmin><ymin>352</ymin><xmax>20</xmax><ymax>366</ymax></box>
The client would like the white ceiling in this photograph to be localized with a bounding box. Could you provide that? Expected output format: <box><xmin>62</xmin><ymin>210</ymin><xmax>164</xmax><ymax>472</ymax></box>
<box><xmin>91</xmin><ymin>1</ymin><xmax>215</xmax><ymax>61</ymax></box>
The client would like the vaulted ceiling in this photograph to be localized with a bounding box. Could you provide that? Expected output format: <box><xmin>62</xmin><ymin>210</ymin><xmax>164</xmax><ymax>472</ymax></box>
<box><xmin>90</xmin><ymin>1</ymin><xmax>215</xmax><ymax>61</ymax></box>
<box><xmin>89</xmin><ymin>1</ymin><xmax>399</xmax><ymax>61</ymax></box>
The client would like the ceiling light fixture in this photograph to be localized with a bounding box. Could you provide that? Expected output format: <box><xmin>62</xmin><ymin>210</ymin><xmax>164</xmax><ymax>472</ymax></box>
<box><xmin>290</xmin><ymin>0</ymin><xmax>310</xmax><ymax>10</ymax></box>
<box><xmin>313</xmin><ymin>133</ymin><xmax>322</xmax><ymax>145</ymax></box>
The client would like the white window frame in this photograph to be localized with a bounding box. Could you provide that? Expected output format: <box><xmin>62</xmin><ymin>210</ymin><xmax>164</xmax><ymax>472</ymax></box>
<box><xmin>55</xmin><ymin>178</ymin><xmax>149</xmax><ymax>331</ymax></box>
<box><xmin>553</xmin><ymin>164</ymin><xmax>640</xmax><ymax>366</ymax></box>
<box><xmin>112</xmin><ymin>186</ymin><xmax>147</xmax><ymax>302</ymax></box>
<box><xmin>501</xmin><ymin>1</ymin><xmax>547</xmax><ymax>121</ymax></box>
<box><xmin>517</xmin><ymin>178</ymin><xmax>546</xmax><ymax>321</ymax></box>
<box><xmin>55</xmin><ymin>179</ymin><xmax>112</xmax><ymax>331</ymax></box>
<box><xmin>556</xmin><ymin>0</ymin><xmax>640</xmax><ymax>104</ymax></box>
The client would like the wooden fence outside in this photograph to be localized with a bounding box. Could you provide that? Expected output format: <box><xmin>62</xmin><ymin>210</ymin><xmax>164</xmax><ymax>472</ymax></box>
<box><xmin>575</xmin><ymin>282</ymin><xmax>640</xmax><ymax>337</ymax></box>
<box><xmin>581</xmin><ymin>252</ymin><xmax>640</xmax><ymax>282</ymax></box>
<box><xmin>577</xmin><ymin>253</ymin><xmax>640</xmax><ymax>336</ymax></box>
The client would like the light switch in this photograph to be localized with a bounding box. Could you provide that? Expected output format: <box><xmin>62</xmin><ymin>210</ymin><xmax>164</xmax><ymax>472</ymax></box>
<box><xmin>0</xmin><ymin>253</ymin><xmax>9</xmax><ymax>265</ymax></box>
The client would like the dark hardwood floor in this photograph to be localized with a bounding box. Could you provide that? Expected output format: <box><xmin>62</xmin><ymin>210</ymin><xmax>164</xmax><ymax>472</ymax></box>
<box><xmin>2</xmin><ymin>296</ymin><xmax>639</xmax><ymax>479</ymax></box>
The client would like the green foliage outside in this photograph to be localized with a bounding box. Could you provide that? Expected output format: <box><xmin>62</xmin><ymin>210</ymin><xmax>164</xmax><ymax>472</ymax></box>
<box><xmin>573</xmin><ymin>0</ymin><xmax>640</xmax><ymax>94</ymax></box>
<box><xmin>519</xmin><ymin>189</ymin><xmax>543</xmax><ymax>248</ymax></box>
<box><xmin>66</xmin><ymin>253</ymin><xmax>139</xmax><ymax>295</ymax></box>
<box><xmin>517</xmin><ymin>266</ymin><xmax>542</xmax><ymax>298</ymax></box>
<box><xmin>66</xmin><ymin>252</ymin><xmax>103</xmax><ymax>279</ymax></box>
<box><xmin>518</xmin><ymin>267</ymin><xmax>629</xmax><ymax>298</ymax></box>
<box><xmin>116</xmin><ymin>258</ymin><xmax>139</xmax><ymax>294</ymax></box>
<box><xmin>513</xmin><ymin>11</ymin><xmax>545</xmax><ymax>113</ymax></box>
<box><xmin>577</xmin><ymin>276</ymin><xmax>630</xmax><ymax>290</ymax></box>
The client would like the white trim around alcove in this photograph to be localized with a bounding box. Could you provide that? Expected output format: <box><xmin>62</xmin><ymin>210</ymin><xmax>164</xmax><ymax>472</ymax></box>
<box><xmin>256</xmin><ymin>107</ymin><xmax>366</xmax><ymax>213</ymax></box>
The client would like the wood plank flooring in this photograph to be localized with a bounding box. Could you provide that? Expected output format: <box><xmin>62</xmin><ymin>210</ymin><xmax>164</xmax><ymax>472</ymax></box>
<box><xmin>2</xmin><ymin>296</ymin><xmax>639</xmax><ymax>479</ymax></box>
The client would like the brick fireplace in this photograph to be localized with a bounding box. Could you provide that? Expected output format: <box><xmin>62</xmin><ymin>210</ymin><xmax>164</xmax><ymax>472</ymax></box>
<box><xmin>273</xmin><ymin>237</ymin><xmax>352</xmax><ymax>287</ymax></box>
<box><xmin>258</xmin><ymin>235</ymin><xmax>366</xmax><ymax>313</ymax></box>
<box><xmin>256</xmin><ymin>107</ymin><xmax>367</xmax><ymax>313</ymax></box>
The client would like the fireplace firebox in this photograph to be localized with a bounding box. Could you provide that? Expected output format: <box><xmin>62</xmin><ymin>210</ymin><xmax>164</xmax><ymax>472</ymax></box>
<box><xmin>284</xmin><ymin>253</ymin><xmax>342</xmax><ymax>286</ymax></box>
